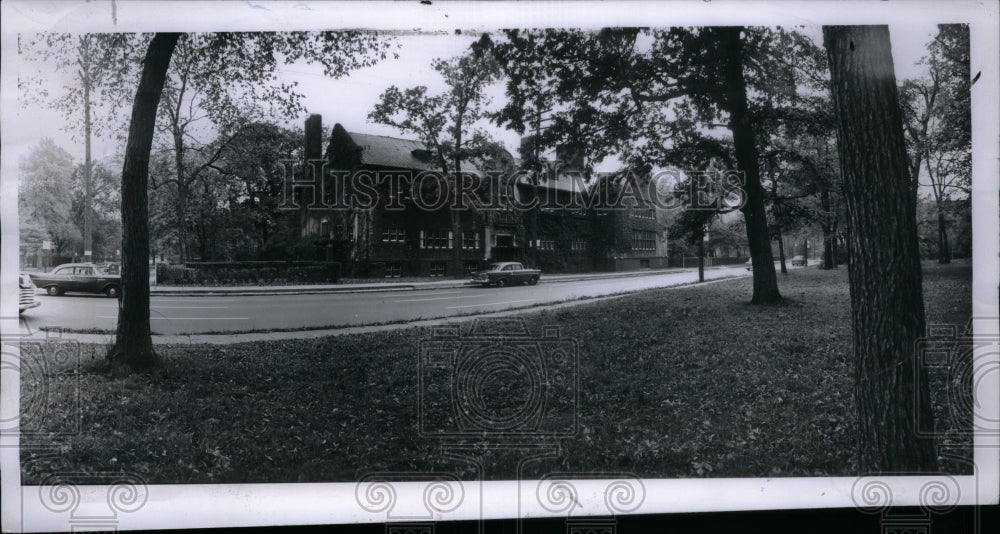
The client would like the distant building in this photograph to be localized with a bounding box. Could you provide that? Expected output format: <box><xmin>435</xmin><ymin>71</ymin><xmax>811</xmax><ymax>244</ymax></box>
<box><xmin>297</xmin><ymin>115</ymin><xmax>668</xmax><ymax>277</ymax></box>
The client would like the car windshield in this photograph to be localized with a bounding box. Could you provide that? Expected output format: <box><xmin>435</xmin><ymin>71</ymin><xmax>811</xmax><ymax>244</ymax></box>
<box><xmin>487</xmin><ymin>264</ymin><xmax>503</xmax><ymax>271</ymax></box>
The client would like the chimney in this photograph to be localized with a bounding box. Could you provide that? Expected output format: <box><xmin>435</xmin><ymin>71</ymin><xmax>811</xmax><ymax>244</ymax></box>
<box><xmin>519</xmin><ymin>135</ymin><xmax>538</xmax><ymax>161</ymax></box>
<box><xmin>556</xmin><ymin>142</ymin><xmax>584</xmax><ymax>171</ymax></box>
<box><xmin>305</xmin><ymin>114</ymin><xmax>323</xmax><ymax>162</ymax></box>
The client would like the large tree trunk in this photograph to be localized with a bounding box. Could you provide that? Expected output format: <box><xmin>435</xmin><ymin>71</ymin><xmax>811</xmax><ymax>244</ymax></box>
<box><xmin>109</xmin><ymin>33</ymin><xmax>179</xmax><ymax>373</ymax></box>
<box><xmin>697</xmin><ymin>230</ymin><xmax>705</xmax><ymax>282</ymax></box>
<box><xmin>452</xmin><ymin>156</ymin><xmax>465</xmax><ymax>278</ymax></box>
<box><xmin>936</xmin><ymin>208</ymin><xmax>951</xmax><ymax>264</ymax></box>
<box><xmin>776</xmin><ymin>230</ymin><xmax>788</xmax><ymax>274</ymax></box>
<box><xmin>824</xmin><ymin>25</ymin><xmax>937</xmax><ymax>473</ymax></box>
<box><xmin>820</xmin><ymin>183</ymin><xmax>836</xmax><ymax>269</ymax></box>
<box><xmin>718</xmin><ymin>27</ymin><xmax>781</xmax><ymax>303</ymax></box>
<box><xmin>83</xmin><ymin>65</ymin><xmax>94</xmax><ymax>261</ymax></box>
<box><xmin>832</xmin><ymin>218</ymin><xmax>842</xmax><ymax>267</ymax></box>
<box><xmin>173</xmin><ymin>130</ymin><xmax>188</xmax><ymax>263</ymax></box>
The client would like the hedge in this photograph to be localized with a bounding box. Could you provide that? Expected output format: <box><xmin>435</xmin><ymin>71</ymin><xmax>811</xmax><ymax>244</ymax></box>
<box><xmin>156</xmin><ymin>262</ymin><xmax>341</xmax><ymax>285</ymax></box>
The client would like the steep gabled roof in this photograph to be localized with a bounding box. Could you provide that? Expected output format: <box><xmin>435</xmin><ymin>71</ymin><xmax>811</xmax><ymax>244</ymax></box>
<box><xmin>331</xmin><ymin>124</ymin><xmax>485</xmax><ymax>175</ymax></box>
<box><xmin>348</xmin><ymin>132</ymin><xmax>440</xmax><ymax>171</ymax></box>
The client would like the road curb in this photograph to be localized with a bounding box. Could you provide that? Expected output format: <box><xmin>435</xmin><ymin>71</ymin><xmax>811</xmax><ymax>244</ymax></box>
<box><xmin>146</xmin><ymin>268</ymin><xmax>697</xmax><ymax>296</ymax></box>
<box><xmin>19</xmin><ymin>273</ymin><xmax>745</xmax><ymax>345</ymax></box>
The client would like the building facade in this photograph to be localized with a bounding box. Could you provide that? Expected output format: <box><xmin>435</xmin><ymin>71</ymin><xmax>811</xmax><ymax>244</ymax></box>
<box><xmin>298</xmin><ymin>115</ymin><xmax>668</xmax><ymax>277</ymax></box>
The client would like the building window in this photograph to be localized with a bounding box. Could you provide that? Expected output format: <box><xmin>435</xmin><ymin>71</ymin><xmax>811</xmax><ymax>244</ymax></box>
<box><xmin>334</xmin><ymin>222</ymin><xmax>345</xmax><ymax>239</ymax></box>
<box><xmin>319</xmin><ymin>217</ymin><xmax>331</xmax><ymax>237</ymax></box>
<box><xmin>571</xmin><ymin>240</ymin><xmax>587</xmax><ymax>251</ymax></box>
<box><xmin>464</xmin><ymin>261</ymin><xmax>480</xmax><ymax>276</ymax></box>
<box><xmin>387</xmin><ymin>175</ymin><xmax>409</xmax><ymax>203</ymax></box>
<box><xmin>631</xmin><ymin>230</ymin><xmax>656</xmax><ymax>252</ymax></box>
<box><xmin>385</xmin><ymin>263</ymin><xmax>402</xmax><ymax>278</ymax></box>
<box><xmin>430</xmin><ymin>262</ymin><xmax>446</xmax><ymax>277</ymax></box>
<box><xmin>421</xmin><ymin>229</ymin><xmax>452</xmax><ymax>249</ymax></box>
<box><xmin>631</xmin><ymin>208</ymin><xmax>655</xmax><ymax>220</ymax></box>
<box><xmin>538</xmin><ymin>239</ymin><xmax>556</xmax><ymax>251</ymax></box>
<box><xmin>463</xmin><ymin>231</ymin><xmax>480</xmax><ymax>250</ymax></box>
<box><xmin>382</xmin><ymin>226</ymin><xmax>405</xmax><ymax>243</ymax></box>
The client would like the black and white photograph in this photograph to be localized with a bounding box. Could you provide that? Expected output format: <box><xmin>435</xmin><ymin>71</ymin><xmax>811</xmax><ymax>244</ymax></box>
<box><xmin>1</xmin><ymin>0</ymin><xmax>998</xmax><ymax>531</ymax></box>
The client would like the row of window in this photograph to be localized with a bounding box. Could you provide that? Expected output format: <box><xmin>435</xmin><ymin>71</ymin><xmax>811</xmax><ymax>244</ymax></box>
<box><xmin>536</xmin><ymin>239</ymin><xmax>588</xmax><ymax>252</ymax></box>
<box><xmin>632</xmin><ymin>230</ymin><xmax>657</xmax><ymax>252</ymax></box>
<box><xmin>383</xmin><ymin>261</ymin><xmax>481</xmax><ymax>278</ymax></box>
<box><xmin>631</xmin><ymin>209</ymin><xmax>656</xmax><ymax>220</ymax></box>
<box><xmin>379</xmin><ymin>228</ymin><xmax>483</xmax><ymax>250</ymax></box>
<box><xmin>381</xmin><ymin>226</ymin><xmax>658</xmax><ymax>253</ymax></box>
<box><xmin>314</xmin><ymin>217</ymin><xmax>350</xmax><ymax>239</ymax></box>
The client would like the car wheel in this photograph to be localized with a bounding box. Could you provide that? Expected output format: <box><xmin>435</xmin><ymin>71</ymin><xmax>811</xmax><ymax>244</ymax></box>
<box><xmin>496</xmin><ymin>278</ymin><xmax>506</xmax><ymax>288</ymax></box>
<box><xmin>528</xmin><ymin>276</ymin><xmax>539</xmax><ymax>286</ymax></box>
<box><xmin>46</xmin><ymin>286</ymin><xmax>62</xmax><ymax>296</ymax></box>
<box><xmin>105</xmin><ymin>285</ymin><xmax>120</xmax><ymax>298</ymax></box>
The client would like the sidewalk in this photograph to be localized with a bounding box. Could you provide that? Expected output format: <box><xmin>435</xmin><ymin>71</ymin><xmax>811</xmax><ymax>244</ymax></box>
<box><xmin>17</xmin><ymin>273</ymin><xmax>745</xmax><ymax>345</ymax></box>
<box><xmin>147</xmin><ymin>267</ymin><xmax>720</xmax><ymax>296</ymax></box>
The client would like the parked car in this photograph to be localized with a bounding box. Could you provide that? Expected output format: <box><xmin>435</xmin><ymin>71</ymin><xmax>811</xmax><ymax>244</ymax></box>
<box><xmin>790</xmin><ymin>255</ymin><xmax>806</xmax><ymax>267</ymax></box>
<box><xmin>29</xmin><ymin>263</ymin><xmax>121</xmax><ymax>297</ymax></box>
<box><xmin>471</xmin><ymin>262</ymin><xmax>541</xmax><ymax>288</ymax></box>
<box><xmin>19</xmin><ymin>274</ymin><xmax>40</xmax><ymax>313</ymax></box>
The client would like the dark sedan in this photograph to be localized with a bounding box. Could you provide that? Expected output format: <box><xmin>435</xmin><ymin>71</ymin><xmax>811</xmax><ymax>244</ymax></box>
<box><xmin>470</xmin><ymin>262</ymin><xmax>541</xmax><ymax>287</ymax></box>
<box><xmin>29</xmin><ymin>263</ymin><xmax>121</xmax><ymax>297</ymax></box>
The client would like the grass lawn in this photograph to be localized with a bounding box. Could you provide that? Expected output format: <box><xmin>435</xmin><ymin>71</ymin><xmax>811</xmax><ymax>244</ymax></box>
<box><xmin>20</xmin><ymin>261</ymin><xmax>972</xmax><ymax>484</ymax></box>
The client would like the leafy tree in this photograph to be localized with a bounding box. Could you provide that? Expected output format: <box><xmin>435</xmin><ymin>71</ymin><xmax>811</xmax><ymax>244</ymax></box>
<box><xmin>149</xmin><ymin>34</ymin><xmax>331</xmax><ymax>262</ymax></box>
<box><xmin>488</xmin><ymin>27</ymin><xmax>833</xmax><ymax>303</ymax></box>
<box><xmin>107</xmin><ymin>31</ymin><xmax>395</xmax><ymax>373</ymax></box>
<box><xmin>369</xmin><ymin>43</ymin><xmax>500</xmax><ymax>277</ymax></box>
<box><xmin>668</xmin><ymin>208</ymin><xmax>714</xmax><ymax>282</ymax></box>
<box><xmin>70</xmin><ymin>161</ymin><xmax>121</xmax><ymax>260</ymax></box>
<box><xmin>18</xmin><ymin>138</ymin><xmax>79</xmax><ymax>256</ymax></box>
<box><xmin>111</xmin><ymin>33</ymin><xmax>181</xmax><ymax>372</ymax></box>
<box><xmin>203</xmin><ymin>123</ymin><xmax>305</xmax><ymax>260</ymax></box>
<box><xmin>900</xmin><ymin>25</ymin><xmax>970</xmax><ymax>264</ymax></box>
<box><xmin>19</xmin><ymin>34</ymin><xmax>134</xmax><ymax>260</ymax></box>
<box><xmin>824</xmin><ymin>25</ymin><xmax>937</xmax><ymax>472</ymax></box>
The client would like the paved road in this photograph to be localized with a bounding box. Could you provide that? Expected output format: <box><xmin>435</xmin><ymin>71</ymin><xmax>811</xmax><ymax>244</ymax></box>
<box><xmin>20</xmin><ymin>266</ymin><xmax>755</xmax><ymax>335</ymax></box>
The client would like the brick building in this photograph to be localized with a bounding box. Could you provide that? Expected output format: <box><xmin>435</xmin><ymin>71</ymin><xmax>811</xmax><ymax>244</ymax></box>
<box><xmin>297</xmin><ymin>115</ymin><xmax>667</xmax><ymax>277</ymax></box>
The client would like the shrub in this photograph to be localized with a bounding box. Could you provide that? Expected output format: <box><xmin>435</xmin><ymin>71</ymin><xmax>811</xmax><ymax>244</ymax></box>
<box><xmin>155</xmin><ymin>261</ymin><xmax>341</xmax><ymax>285</ymax></box>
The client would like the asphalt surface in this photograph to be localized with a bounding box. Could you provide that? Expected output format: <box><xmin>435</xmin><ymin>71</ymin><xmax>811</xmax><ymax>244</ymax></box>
<box><xmin>19</xmin><ymin>266</ymin><xmax>755</xmax><ymax>335</ymax></box>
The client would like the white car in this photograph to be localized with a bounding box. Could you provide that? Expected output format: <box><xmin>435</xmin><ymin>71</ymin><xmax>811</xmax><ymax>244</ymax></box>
<box><xmin>19</xmin><ymin>274</ymin><xmax>40</xmax><ymax>313</ymax></box>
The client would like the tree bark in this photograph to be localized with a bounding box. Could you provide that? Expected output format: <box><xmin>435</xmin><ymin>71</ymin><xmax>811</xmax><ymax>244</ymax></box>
<box><xmin>718</xmin><ymin>27</ymin><xmax>781</xmax><ymax>303</ymax></box>
<box><xmin>936</xmin><ymin>209</ymin><xmax>950</xmax><ymax>264</ymax></box>
<box><xmin>172</xmin><ymin>129</ymin><xmax>188</xmax><ymax>263</ymax></box>
<box><xmin>824</xmin><ymin>25</ymin><xmax>937</xmax><ymax>473</ymax></box>
<box><xmin>109</xmin><ymin>33</ymin><xmax>179</xmax><ymax>373</ymax></box>
<box><xmin>82</xmin><ymin>57</ymin><xmax>94</xmax><ymax>261</ymax></box>
<box><xmin>777</xmin><ymin>230</ymin><xmax>788</xmax><ymax>274</ymax></box>
<box><xmin>820</xmin><ymin>183</ymin><xmax>836</xmax><ymax>269</ymax></box>
<box><xmin>697</xmin><ymin>229</ymin><xmax>705</xmax><ymax>282</ymax></box>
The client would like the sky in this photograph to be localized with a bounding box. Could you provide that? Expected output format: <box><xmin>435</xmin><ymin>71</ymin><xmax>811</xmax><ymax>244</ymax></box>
<box><xmin>5</xmin><ymin>23</ymin><xmax>940</xmax><ymax>178</ymax></box>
